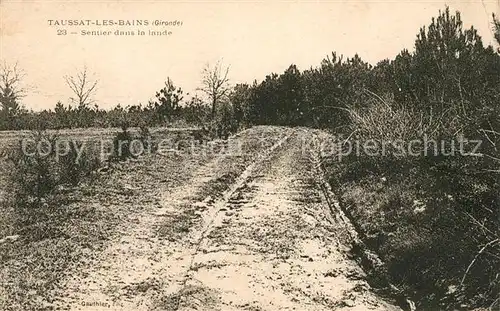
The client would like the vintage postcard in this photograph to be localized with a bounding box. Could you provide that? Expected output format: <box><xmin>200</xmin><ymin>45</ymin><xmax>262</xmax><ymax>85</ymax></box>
<box><xmin>0</xmin><ymin>1</ymin><xmax>499</xmax><ymax>310</ymax></box>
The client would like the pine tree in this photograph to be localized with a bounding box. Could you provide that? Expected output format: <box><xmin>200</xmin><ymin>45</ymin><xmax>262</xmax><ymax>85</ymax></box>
<box><xmin>413</xmin><ymin>6</ymin><xmax>489</xmax><ymax>107</ymax></box>
<box><xmin>153</xmin><ymin>78</ymin><xmax>183</xmax><ymax>124</ymax></box>
<box><xmin>493</xmin><ymin>14</ymin><xmax>500</xmax><ymax>51</ymax></box>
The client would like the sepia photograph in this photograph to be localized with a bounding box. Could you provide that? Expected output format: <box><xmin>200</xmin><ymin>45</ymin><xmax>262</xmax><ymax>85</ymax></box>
<box><xmin>0</xmin><ymin>1</ymin><xmax>499</xmax><ymax>310</ymax></box>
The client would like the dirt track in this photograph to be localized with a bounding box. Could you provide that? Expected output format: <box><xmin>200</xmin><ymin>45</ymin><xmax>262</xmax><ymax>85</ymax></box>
<box><xmin>55</xmin><ymin>126</ymin><xmax>401</xmax><ymax>311</ymax></box>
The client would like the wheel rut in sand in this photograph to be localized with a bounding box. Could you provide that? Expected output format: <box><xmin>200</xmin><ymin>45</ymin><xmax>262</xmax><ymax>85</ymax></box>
<box><xmin>160</xmin><ymin>129</ymin><xmax>401</xmax><ymax>311</ymax></box>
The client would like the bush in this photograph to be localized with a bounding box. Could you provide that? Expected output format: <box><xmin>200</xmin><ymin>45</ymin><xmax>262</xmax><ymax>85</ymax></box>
<box><xmin>345</xmin><ymin>93</ymin><xmax>465</xmax><ymax>146</ymax></box>
<box><xmin>7</xmin><ymin>129</ymin><xmax>101</xmax><ymax>207</ymax></box>
<box><xmin>110</xmin><ymin>125</ymin><xmax>136</xmax><ymax>161</ymax></box>
<box><xmin>204</xmin><ymin>102</ymin><xmax>242</xmax><ymax>140</ymax></box>
<box><xmin>138</xmin><ymin>124</ymin><xmax>158</xmax><ymax>154</ymax></box>
<box><xmin>59</xmin><ymin>141</ymin><xmax>101</xmax><ymax>186</ymax></box>
<box><xmin>8</xmin><ymin>130</ymin><xmax>60</xmax><ymax>204</ymax></box>
<box><xmin>110</xmin><ymin>124</ymin><xmax>158</xmax><ymax>161</ymax></box>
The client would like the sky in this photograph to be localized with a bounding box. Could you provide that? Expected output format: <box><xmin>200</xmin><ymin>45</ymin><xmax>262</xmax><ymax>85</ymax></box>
<box><xmin>1</xmin><ymin>0</ymin><xmax>499</xmax><ymax>111</ymax></box>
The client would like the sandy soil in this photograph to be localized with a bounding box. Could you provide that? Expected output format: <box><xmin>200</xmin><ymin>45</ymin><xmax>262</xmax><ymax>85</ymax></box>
<box><xmin>53</xmin><ymin>126</ymin><xmax>401</xmax><ymax>311</ymax></box>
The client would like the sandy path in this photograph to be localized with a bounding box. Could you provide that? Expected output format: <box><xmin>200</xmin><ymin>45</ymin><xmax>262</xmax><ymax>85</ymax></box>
<box><xmin>166</xmin><ymin>128</ymin><xmax>400</xmax><ymax>311</ymax></box>
<box><xmin>55</xmin><ymin>127</ymin><xmax>400</xmax><ymax>311</ymax></box>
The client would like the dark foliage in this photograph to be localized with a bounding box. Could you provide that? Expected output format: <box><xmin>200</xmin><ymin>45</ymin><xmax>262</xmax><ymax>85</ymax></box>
<box><xmin>7</xmin><ymin>129</ymin><xmax>101</xmax><ymax>206</ymax></box>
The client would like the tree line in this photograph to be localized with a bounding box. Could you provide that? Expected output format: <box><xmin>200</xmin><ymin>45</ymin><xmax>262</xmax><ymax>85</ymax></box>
<box><xmin>1</xmin><ymin>7</ymin><xmax>499</xmax><ymax>140</ymax></box>
<box><xmin>0</xmin><ymin>62</ymin><xmax>224</xmax><ymax>131</ymax></box>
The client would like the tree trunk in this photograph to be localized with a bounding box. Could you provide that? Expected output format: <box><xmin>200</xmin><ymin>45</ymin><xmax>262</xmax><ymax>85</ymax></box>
<box><xmin>211</xmin><ymin>97</ymin><xmax>216</xmax><ymax>119</ymax></box>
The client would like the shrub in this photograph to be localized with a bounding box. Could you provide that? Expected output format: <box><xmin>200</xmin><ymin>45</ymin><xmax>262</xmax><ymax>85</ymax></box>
<box><xmin>58</xmin><ymin>141</ymin><xmax>101</xmax><ymax>186</ymax></box>
<box><xmin>7</xmin><ymin>129</ymin><xmax>101</xmax><ymax>207</ymax></box>
<box><xmin>110</xmin><ymin>125</ymin><xmax>136</xmax><ymax>161</ymax></box>
<box><xmin>345</xmin><ymin>93</ymin><xmax>465</xmax><ymax>146</ymax></box>
<box><xmin>203</xmin><ymin>102</ymin><xmax>242</xmax><ymax>140</ymax></box>
<box><xmin>110</xmin><ymin>124</ymin><xmax>159</xmax><ymax>161</ymax></box>
<box><xmin>138</xmin><ymin>124</ymin><xmax>158</xmax><ymax>154</ymax></box>
<box><xmin>8</xmin><ymin>130</ymin><xmax>60</xmax><ymax>204</ymax></box>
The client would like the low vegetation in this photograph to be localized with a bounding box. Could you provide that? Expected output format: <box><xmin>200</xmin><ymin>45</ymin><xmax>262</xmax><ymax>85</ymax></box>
<box><xmin>7</xmin><ymin>130</ymin><xmax>100</xmax><ymax>205</ymax></box>
<box><xmin>325</xmin><ymin>95</ymin><xmax>499</xmax><ymax>309</ymax></box>
<box><xmin>0</xmin><ymin>5</ymin><xmax>498</xmax><ymax>310</ymax></box>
